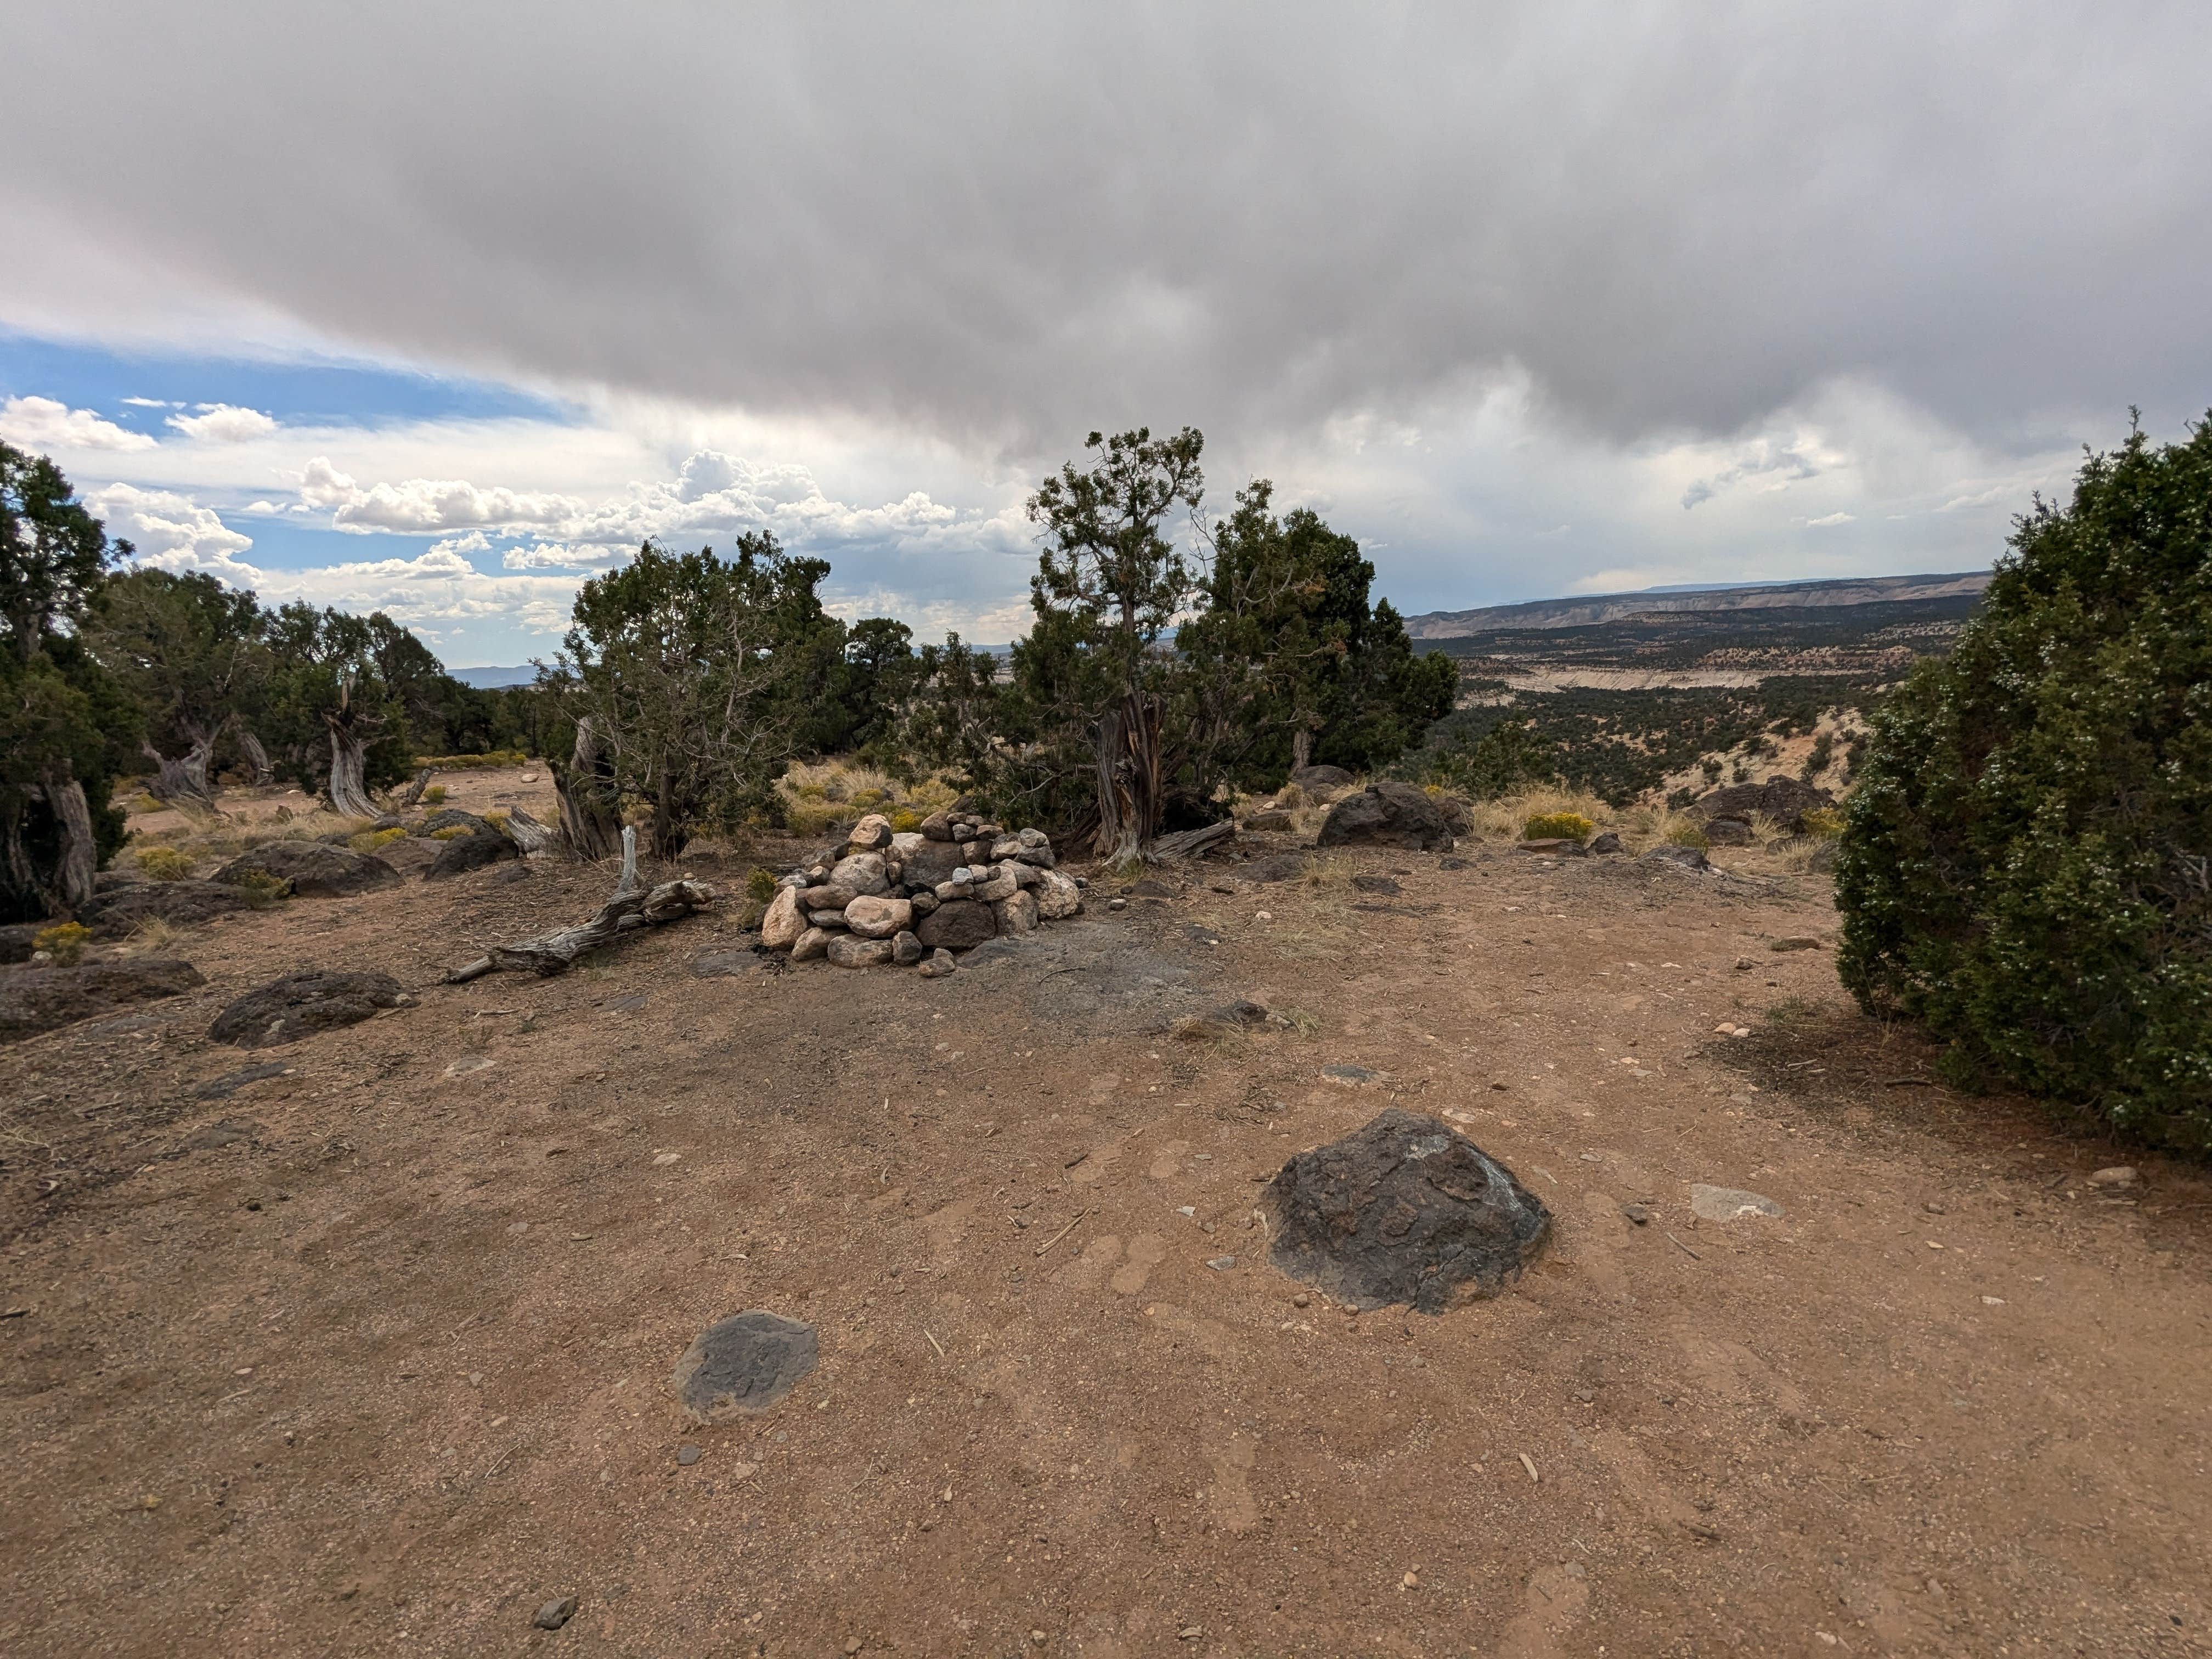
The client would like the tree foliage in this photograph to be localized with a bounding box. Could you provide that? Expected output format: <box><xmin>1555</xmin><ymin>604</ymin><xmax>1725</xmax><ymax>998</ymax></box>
<box><xmin>923</xmin><ymin>430</ymin><xmax>1454</xmax><ymax>853</ymax></box>
<box><xmin>1</xmin><ymin>442</ymin><xmax>137</xmax><ymax>918</ymax></box>
<box><xmin>1836</xmin><ymin>414</ymin><xmax>2212</xmax><ymax>1148</ymax></box>
<box><xmin>550</xmin><ymin>535</ymin><xmax>832</xmax><ymax>858</ymax></box>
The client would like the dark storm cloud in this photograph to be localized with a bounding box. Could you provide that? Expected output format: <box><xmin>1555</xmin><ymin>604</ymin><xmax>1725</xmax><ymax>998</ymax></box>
<box><xmin>9</xmin><ymin>3</ymin><xmax>2209</xmax><ymax>452</ymax></box>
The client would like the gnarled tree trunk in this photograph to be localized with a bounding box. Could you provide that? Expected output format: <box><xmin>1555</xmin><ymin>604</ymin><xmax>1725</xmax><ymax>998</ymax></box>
<box><xmin>143</xmin><ymin>730</ymin><xmax>222</xmax><ymax>811</ymax></box>
<box><xmin>322</xmin><ymin>678</ymin><xmax>382</xmax><ymax>819</ymax></box>
<box><xmin>396</xmin><ymin>766</ymin><xmax>434</xmax><ymax>809</ymax></box>
<box><xmin>44</xmin><ymin>772</ymin><xmax>97</xmax><ymax>913</ymax></box>
<box><xmin>551</xmin><ymin>716</ymin><xmax>621</xmax><ymax>861</ymax></box>
<box><xmin>236</xmin><ymin>729</ymin><xmax>276</xmax><ymax>787</ymax></box>
<box><xmin>1291</xmin><ymin>725</ymin><xmax>1314</xmax><ymax>772</ymax></box>
<box><xmin>1092</xmin><ymin>691</ymin><xmax>1164</xmax><ymax>864</ymax></box>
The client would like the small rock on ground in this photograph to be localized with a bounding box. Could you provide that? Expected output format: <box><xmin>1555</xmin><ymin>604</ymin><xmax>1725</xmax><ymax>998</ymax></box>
<box><xmin>533</xmin><ymin>1595</ymin><xmax>578</xmax><ymax>1630</ymax></box>
<box><xmin>670</xmin><ymin>1310</ymin><xmax>819</xmax><ymax>1420</ymax></box>
<box><xmin>1689</xmin><ymin>1183</ymin><xmax>1782</xmax><ymax>1222</ymax></box>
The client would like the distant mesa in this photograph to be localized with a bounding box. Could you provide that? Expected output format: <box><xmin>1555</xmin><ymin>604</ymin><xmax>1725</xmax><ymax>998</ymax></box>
<box><xmin>1402</xmin><ymin>571</ymin><xmax>1993</xmax><ymax>639</ymax></box>
<box><xmin>448</xmin><ymin>664</ymin><xmax>536</xmax><ymax>689</ymax></box>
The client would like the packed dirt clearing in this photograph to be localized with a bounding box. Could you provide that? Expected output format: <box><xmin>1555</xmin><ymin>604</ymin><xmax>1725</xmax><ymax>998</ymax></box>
<box><xmin>4</xmin><ymin>776</ymin><xmax>2209</xmax><ymax>1657</ymax></box>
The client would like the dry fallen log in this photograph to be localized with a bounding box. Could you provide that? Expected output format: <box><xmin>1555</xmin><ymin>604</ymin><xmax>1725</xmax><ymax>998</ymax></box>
<box><xmin>444</xmin><ymin>827</ymin><xmax>715</xmax><ymax>983</ymax></box>
<box><xmin>1152</xmin><ymin>820</ymin><xmax>1237</xmax><ymax>861</ymax></box>
<box><xmin>396</xmin><ymin>766</ymin><xmax>434</xmax><ymax>809</ymax></box>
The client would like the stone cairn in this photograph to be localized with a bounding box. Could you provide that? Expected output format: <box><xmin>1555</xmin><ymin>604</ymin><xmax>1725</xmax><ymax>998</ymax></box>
<box><xmin>757</xmin><ymin>808</ymin><xmax>1083</xmax><ymax>974</ymax></box>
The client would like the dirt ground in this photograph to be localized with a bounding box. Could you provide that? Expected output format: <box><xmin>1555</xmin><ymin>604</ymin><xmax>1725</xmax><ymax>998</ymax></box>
<box><xmin>4</xmin><ymin>769</ymin><xmax>2209</xmax><ymax>1658</ymax></box>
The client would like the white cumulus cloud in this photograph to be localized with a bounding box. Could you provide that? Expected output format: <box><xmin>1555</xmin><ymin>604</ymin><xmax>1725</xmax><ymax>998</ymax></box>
<box><xmin>297</xmin><ymin>454</ymin><xmax>581</xmax><ymax>532</ymax></box>
<box><xmin>0</xmin><ymin>395</ymin><xmax>157</xmax><ymax>453</ymax></box>
<box><xmin>1805</xmin><ymin>511</ymin><xmax>1857</xmax><ymax>527</ymax></box>
<box><xmin>83</xmin><ymin>481</ymin><xmax>258</xmax><ymax>579</ymax></box>
<box><xmin>166</xmin><ymin>402</ymin><xmax>278</xmax><ymax>442</ymax></box>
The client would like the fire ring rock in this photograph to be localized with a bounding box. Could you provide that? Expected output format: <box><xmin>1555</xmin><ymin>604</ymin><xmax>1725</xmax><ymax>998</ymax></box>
<box><xmin>1261</xmin><ymin>1108</ymin><xmax>1552</xmax><ymax>1313</ymax></box>
<box><xmin>670</xmin><ymin>1311</ymin><xmax>819</xmax><ymax>1420</ymax></box>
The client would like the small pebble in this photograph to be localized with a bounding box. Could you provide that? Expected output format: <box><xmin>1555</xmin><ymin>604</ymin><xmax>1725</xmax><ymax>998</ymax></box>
<box><xmin>1206</xmin><ymin>1256</ymin><xmax>1237</xmax><ymax>1271</ymax></box>
<box><xmin>533</xmin><ymin>1595</ymin><xmax>578</xmax><ymax>1630</ymax></box>
<box><xmin>1292</xmin><ymin>1293</ymin><xmax>1310</xmax><ymax>1308</ymax></box>
<box><xmin>677</xmin><ymin>1443</ymin><xmax>702</xmax><ymax>1466</ymax></box>
<box><xmin>1621</xmin><ymin>1203</ymin><xmax>1652</xmax><ymax>1226</ymax></box>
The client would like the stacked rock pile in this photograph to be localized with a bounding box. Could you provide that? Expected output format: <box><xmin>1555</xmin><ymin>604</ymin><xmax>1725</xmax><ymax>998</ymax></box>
<box><xmin>758</xmin><ymin>808</ymin><xmax>1083</xmax><ymax>973</ymax></box>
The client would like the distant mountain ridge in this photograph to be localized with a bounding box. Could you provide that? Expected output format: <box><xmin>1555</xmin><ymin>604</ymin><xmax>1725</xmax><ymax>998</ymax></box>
<box><xmin>449</xmin><ymin>664</ymin><xmax>537</xmax><ymax>689</ymax></box>
<box><xmin>1403</xmin><ymin>571</ymin><xmax>1993</xmax><ymax>637</ymax></box>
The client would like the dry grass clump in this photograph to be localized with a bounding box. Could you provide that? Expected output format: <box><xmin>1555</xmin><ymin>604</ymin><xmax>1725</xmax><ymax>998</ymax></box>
<box><xmin>776</xmin><ymin>758</ymin><xmax>962</xmax><ymax>840</ymax></box>
<box><xmin>120</xmin><ymin>916</ymin><xmax>181</xmax><ymax>956</ymax></box>
<box><xmin>132</xmin><ymin>845</ymin><xmax>196</xmax><ymax>882</ymax></box>
<box><xmin>421</xmin><ymin>785</ymin><xmax>449</xmax><ymax>806</ymax></box>
<box><xmin>348</xmin><ymin>826</ymin><xmax>407</xmax><ymax>854</ymax></box>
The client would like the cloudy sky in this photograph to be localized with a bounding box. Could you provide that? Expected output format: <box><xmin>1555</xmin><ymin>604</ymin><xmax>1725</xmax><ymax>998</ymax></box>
<box><xmin>4</xmin><ymin>4</ymin><xmax>2207</xmax><ymax>665</ymax></box>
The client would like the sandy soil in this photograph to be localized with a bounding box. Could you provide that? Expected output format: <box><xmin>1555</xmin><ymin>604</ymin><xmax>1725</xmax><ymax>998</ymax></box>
<box><xmin>4</xmin><ymin>771</ymin><xmax>2209</xmax><ymax>1657</ymax></box>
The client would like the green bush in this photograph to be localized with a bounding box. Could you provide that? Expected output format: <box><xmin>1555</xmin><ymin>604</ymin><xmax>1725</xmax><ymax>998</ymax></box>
<box><xmin>1523</xmin><ymin>811</ymin><xmax>1594</xmax><ymax>842</ymax></box>
<box><xmin>1837</xmin><ymin>415</ymin><xmax>2212</xmax><ymax>1148</ymax></box>
<box><xmin>421</xmin><ymin>784</ymin><xmax>448</xmax><ymax>806</ymax></box>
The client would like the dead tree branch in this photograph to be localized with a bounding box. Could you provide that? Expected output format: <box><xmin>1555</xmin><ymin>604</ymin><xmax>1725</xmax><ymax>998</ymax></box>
<box><xmin>443</xmin><ymin>827</ymin><xmax>715</xmax><ymax>984</ymax></box>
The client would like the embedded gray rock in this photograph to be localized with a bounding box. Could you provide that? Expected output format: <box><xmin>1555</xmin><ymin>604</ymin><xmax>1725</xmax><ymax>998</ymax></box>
<box><xmin>207</xmin><ymin>969</ymin><xmax>407</xmax><ymax>1047</ymax></box>
<box><xmin>1641</xmin><ymin>844</ymin><xmax>1712</xmax><ymax>873</ymax></box>
<box><xmin>423</xmin><ymin>830</ymin><xmax>517</xmax><ymax>881</ymax></box>
<box><xmin>670</xmin><ymin>1310</ymin><xmax>819</xmax><ymax>1420</ymax></box>
<box><xmin>212</xmin><ymin>840</ymin><xmax>402</xmax><ymax>898</ymax></box>
<box><xmin>76</xmin><ymin>879</ymin><xmax>258</xmax><ymax>935</ymax></box>
<box><xmin>1</xmin><ymin>959</ymin><xmax>205</xmax><ymax>1045</ymax></box>
<box><xmin>1262</xmin><ymin>1108</ymin><xmax>1552</xmax><ymax>1313</ymax></box>
<box><xmin>1689</xmin><ymin>1183</ymin><xmax>1782</xmax><ymax>1222</ymax></box>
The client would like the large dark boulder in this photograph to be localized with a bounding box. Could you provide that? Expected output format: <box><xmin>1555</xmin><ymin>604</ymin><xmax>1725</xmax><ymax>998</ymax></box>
<box><xmin>415</xmin><ymin>809</ymin><xmax>491</xmax><ymax>837</ymax></box>
<box><xmin>76</xmin><ymin>881</ymin><xmax>259</xmax><ymax>936</ymax></box>
<box><xmin>1694</xmin><ymin>776</ymin><xmax>1835</xmax><ymax>834</ymax></box>
<box><xmin>915</xmin><ymin>898</ymin><xmax>997</xmax><ymax>951</ymax></box>
<box><xmin>1316</xmin><ymin>782</ymin><xmax>1455</xmax><ymax>852</ymax></box>
<box><xmin>895</xmin><ymin>836</ymin><xmax>967</xmax><ymax>891</ymax></box>
<box><xmin>211</xmin><ymin>840</ymin><xmax>402</xmax><ymax>898</ymax></box>
<box><xmin>207</xmin><ymin>969</ymin><xmax>407</xmax><ymax>1047</ymax></box>
<box><xmin>1290</xmin><ymin>764</ymin><xmax>1356</xmax><ymax>792</ymax></box>
<box><xmin>0</xmin><ymin>923</ymin><xmax>44</xmax><ymax>965</ymax></box>
<box><xmin>1262</xmin><ymin>1109</ymin><xmax>1551</xmax><ymax>1313</ymax></box>
<box><xmin>423</xmin><ymin>830</ymin><xmax>517</xmax><ymax>881</ymax></box>
<box><xmin>1</xmin><ymin>959</ymin><xmax>205</xmax><ymax>1044</ymax></box>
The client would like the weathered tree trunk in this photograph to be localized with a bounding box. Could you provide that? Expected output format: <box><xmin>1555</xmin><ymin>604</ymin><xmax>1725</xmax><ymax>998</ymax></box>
<box><xmin>1291</xmin><ymin>726</ymin><xmax>1314</xmax><ymax>772</ymax></box>
<box><xmin>322</xmin><ymin>678</ymin><xmax>382</xmax><ymax>819</ymax></box>
<box><xmin>503</xmin><ymin>806</ymin><xmax>561</xmax><ymax>855</ymax></box>
<box><xmin>396</xmin><ymin>766</ymin><xmax>434</xmax><ymax>809</ymax></box>
<box><xmin>236</xmin><ymin>730</ymin><xmax>276</xmax><ymax>787</ymax></box>
<box><xmin>551</xmin><ymin>716</ymin><xmax>621</xmax><ymax>861</ymax></box>
<box><xmin>1091</xmin><ymin>691</ymin><xmax>1164</xmax><ymax>864</ymax></box>
<box><xmin>325</xmin><ymin>728</ymin><xmax>377</xmax><ymax>818</ymax></box>
<box><xmin>444</xmin><ymin>826</ymin><xmax>714</xmax><ymax>983</ymax></box>
<box><xmin>143</xmin><ymin>733</ymin><xmax>221</xmax><ymax>811</ymax></box>
<box><xmin>44</xmin><ymin>772</ymin><xmax>97</xmax><ymax>913</ymax></box>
